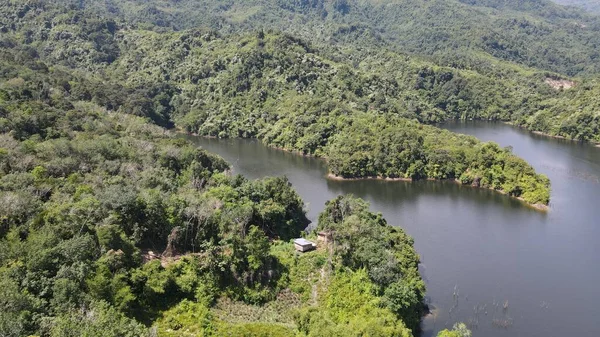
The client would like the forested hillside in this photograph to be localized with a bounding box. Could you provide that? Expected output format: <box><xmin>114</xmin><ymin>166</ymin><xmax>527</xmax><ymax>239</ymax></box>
<box><xmin>0</xmin><ymin>0</ymin><xmax>495</xmax><ymax>336</ymax></box>
<box><xmin>50</xmin><ymin>0</ymin><xmax>600</xmax><ymax>76</ymax></box>
<box><xmin>0</xmin><ymin>0</ymin><xmax>554</xmax><ymax>204</ymax></box>
<box><xmin>0</xmin><ymin>97</ymin><xmax>425</xmax><ymax>336</ymax></box>
<box><xmin>3</xmin><ymin>0</ymin><xmax>598</xmax><ymax>141</ymax></box>
<box><xmin>3</xmin><ymin>0</ymin><xmax>600</xmax><ymax>333</ymax></box>
<box><xmin>0</xmin><ymin>35</ymin><xmax>432</xmax><ymax>335</ymax></box>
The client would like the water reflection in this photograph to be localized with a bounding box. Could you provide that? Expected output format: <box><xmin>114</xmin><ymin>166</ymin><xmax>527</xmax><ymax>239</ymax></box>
<box><xmin>326</xmin><ymin>179</ymin><xmax>545</xmax><ymax>216</ymax></box>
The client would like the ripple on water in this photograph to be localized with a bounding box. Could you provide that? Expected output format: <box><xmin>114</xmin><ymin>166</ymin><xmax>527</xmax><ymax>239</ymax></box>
<box><xmin>539</xmin><ymin>163</ymin><xmax>599</xmax><ymax>184</ymax></box>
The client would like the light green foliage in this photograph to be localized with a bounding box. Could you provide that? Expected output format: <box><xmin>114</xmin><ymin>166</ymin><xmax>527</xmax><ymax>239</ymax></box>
<box><xmin>436</xmin><ymin>323</ymin><xmax>472</xmax><ymax>337</ymax></box>
<box><xmin>0</xmin><ymin>105</ymin><xmax>309</xmax><ymax>334</ymax></box>
<box><xmin>155</xmin><ymin>300</ymin><xmax>214</xmax><ymax>337</ymax></box>
<box><xmin>51</xmin><ymin>301</ymin><xmax>148</xmax><ymax>337</ymax></box>
<box><xmin>297</xmin><ymin>269</ymin><xmax>412</xmax><ymax>337</ymax></box>
<box><xmin>271</xmin><ymin>241</ymin><xmax>329</xmax><ymax>301</ymax></box>
<box><xmin>317</xmin><ymin>195</ymin><xmax>425</xmax><ymax>331</ymax></box>
<box><xmin>148</xmin><ymin>195</ymin><xmax>424</xmax><ymax>337</ymax></box>
<box><xmin>216</xmin><ymin>322</ymin><xmax>295</xmax><ymax>337</ymax></box>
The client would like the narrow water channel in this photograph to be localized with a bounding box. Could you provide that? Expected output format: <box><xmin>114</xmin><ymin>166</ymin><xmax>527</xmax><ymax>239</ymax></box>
<box><xmin>183</xmin><ymin>121</ymin><xmax>600</xmax><ymax>337</ymax></box>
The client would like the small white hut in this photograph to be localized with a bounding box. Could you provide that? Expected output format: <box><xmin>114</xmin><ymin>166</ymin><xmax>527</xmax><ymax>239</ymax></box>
<box><xmin>293</xmin><ymin>238</ymin><xmax>315</xmax><ymax>252</ymax></box>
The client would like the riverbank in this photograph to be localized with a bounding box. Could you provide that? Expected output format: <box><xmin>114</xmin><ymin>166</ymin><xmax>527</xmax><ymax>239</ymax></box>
<box><xmin>531</xmin><ymin>130</ymin><xmax>600</xmax><ymax>148</ymax></box>
<box><xmin>326</xmin><ymin>173</ymin><xmax>412</xmax><ymax>182</ymax></box>
<box><xmin>499</xmin><ymin>122</ymin><xmax>600</xmax><ymax>148</ymax></box>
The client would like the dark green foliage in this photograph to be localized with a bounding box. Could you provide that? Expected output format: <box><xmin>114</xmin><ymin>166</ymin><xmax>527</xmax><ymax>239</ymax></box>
<box><xmin>327</xmin><ymin>115</ymin><xmax>550</xmax><ymax>204</ymax></box>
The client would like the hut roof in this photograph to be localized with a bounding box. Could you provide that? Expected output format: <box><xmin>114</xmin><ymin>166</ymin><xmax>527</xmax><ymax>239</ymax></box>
<box><xmin>294</xmin><ymin>238</ymin><xmax>314</xmax><ymax>246</ymax></box>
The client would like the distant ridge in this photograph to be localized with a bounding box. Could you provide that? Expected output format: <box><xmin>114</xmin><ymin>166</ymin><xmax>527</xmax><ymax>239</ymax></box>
<box><xmin>50</xmin><ymin>0</ymin><xmax>600</xmax><ymax>76</ymax></box>
<box><xmin>551</xmin><ymin>0</ymin><xmax>600</xmax><ymax>14</ymax></box>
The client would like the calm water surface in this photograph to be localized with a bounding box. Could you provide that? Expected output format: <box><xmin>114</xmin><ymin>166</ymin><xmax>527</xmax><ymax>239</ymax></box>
<box><xmin>184</xmin><ymin>121</ymin><xmax>600</xmax><ymax>337</ymax></box>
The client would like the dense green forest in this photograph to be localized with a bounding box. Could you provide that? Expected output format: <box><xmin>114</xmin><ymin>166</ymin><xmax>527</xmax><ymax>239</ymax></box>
<box><xmin>46</xmin><ymin>0</ymin><xmax>600</xmax><ymax>76</ymax></box>
<box><xmin>0</xmin><ymin>60</ymin><xmax>436</xmax><ymax>335</ymax></box>
<box><xmin>72</xmin><ymin>0</ymin><xmax>600</xmax><ymax>142</ymax></box>
<box><xmin>3</xmin><ymin>0</ymin><xmax>600</xmax><ymax>334</ymax></box>
<box><xmin>1</xmin><ymin>1</ymin><xmax>599</xmax><ymax>140</ymax></box>
<box><xmin>0</xmin><ymin>93</ymin><xmax>429</xmax><ymax>335</ymax></box>
<box><xmin>0</xmin><ymin>0</ymin><xmax>553</xmax><ymax>204</ymax></box>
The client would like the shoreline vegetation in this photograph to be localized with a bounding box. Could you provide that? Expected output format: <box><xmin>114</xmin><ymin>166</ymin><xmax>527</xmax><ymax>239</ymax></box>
<box><xmin>186</xmin><ymin>121</ymin><xmax>600</xmax><ymax>150</ymax></box>
<box><xmin>530</xmin><ymin>131</ymin><xmax>600</xmax><ymax>148</ymax></box>
<box><xmin>502</xmin><ymin>122</ymin><xmax>600</xmax><ymax>147</ymax></box>
<box><xmin>326</xmin><ymin>173</ymin><xmax>412</xmax><ymax>182</ymax></box>
<box><xmin>183</xmin><ymin>127</ymin><xmax>550</xmax><ymax>209</ymax></box>
<box><xmin>269</xmin><ymin>114</ymin><xmax>550</xmax><ymax>206</ymax></box>
<box><xmin>183</xmin><ymin>123</ymin><xmax>550</xmax><ymax>211</ymax></box>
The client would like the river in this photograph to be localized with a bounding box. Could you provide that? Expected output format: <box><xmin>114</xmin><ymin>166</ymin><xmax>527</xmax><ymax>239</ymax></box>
<box><xmin>183</xmin><ymin>121</ymin><xmax>600</xmax><ymax>337</ymax></box>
